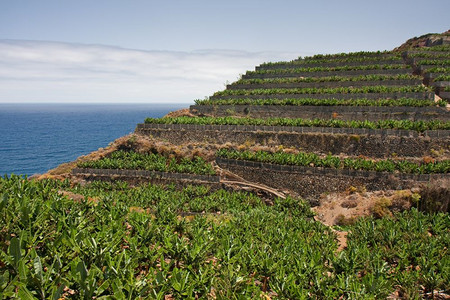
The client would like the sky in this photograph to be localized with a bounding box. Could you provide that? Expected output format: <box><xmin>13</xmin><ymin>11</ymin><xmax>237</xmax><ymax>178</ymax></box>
<box><xmin>1</xmin><ymin>0</ymin><xmax>449</xmax><ymax>104</ymax></box>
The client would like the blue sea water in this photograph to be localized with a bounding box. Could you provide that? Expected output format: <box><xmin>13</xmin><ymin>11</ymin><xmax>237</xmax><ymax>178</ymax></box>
<box><xmin>0</xmin><ymin>103</ymin><xmax>186</xmax><ymax>176</ymax></box>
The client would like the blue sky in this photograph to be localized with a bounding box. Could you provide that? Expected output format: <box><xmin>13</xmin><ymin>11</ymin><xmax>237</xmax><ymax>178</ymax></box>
<box><xmin>1</xmin><ymin>0</ymin><xmax>449</xmax><ymax>103</ymax></box>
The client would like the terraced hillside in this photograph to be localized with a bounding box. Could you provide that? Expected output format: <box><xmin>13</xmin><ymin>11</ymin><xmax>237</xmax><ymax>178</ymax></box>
<box><xmin>3</xmin><ymin>31</ymin><xmax>450</xmax><ymax>299</ymax></box>
<box><xmin>134</xmin><ymin>44</ymin><xmax>450</xmax><ymax>203</ymax></box>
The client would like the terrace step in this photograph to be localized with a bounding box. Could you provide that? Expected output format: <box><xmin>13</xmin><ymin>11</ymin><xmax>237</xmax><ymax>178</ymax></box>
<box><xmin>403</xmin><ymin>50</ymin><xmax>450</xmax><ymax>56</ymax></box>
<box><xmin>135</xmin><ymin>123</ymin><xmax>450</xmax><ymax>158</ymax></box>
<box><xmin>242</xmin><ymin>68</ymin><xmax>413</xmax><ymax>79</ymax></box>
<box><xmin>257</xmin><ymin>59</ymin><xmax>405</xmax><ymax>70</ymax></box>
<box><xmin>417</xmin><ymin>64</ymin><xmax>449</xmax><ymax>73</ymax></box>
<box><xmin>190</xmin><ymin>104</ymin><xmax>449</xmax><ymax>122</ymax></box>
<box><xmin>210</xmin><ymin>91</ymin><xmax>435</xmax><ymax>101</ymax></box>
<box><xmin>406</xmin><ymin>56</ymin><xmax>450</xmax><ymax>65</ymax></box>
<box><xmin>227</xmin><ymin>79</ymin><xmax>422</xmax><ymax>90</ymax></box>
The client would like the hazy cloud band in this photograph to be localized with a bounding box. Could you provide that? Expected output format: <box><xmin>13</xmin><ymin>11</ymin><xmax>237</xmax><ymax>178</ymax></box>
<box><xmin>0</xmin><ymin>40</ymin><xmax>298</xmax><ymax>103</ymax></box>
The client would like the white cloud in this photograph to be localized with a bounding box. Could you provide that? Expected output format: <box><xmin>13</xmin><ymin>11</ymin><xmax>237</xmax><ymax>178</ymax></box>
<box><xmin>0</xmin><ymin>40</ymin><xmax>299</xmax><ymax>103</ymax></box>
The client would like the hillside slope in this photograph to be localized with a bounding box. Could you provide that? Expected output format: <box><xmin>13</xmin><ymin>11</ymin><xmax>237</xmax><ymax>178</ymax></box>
<box><xmin>5</xmin><ymin>30</ymin><xmax>449</xmax><ymax>299</ymax></box>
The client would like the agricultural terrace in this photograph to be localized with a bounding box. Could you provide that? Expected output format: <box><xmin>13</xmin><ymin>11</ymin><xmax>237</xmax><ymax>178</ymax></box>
<box><xmin>194</xmin><ymin>98</ymin><xmax>446</xmax><ymax>107</ymax></box>
<box><xmin>408</xmin><ymin>53</ymin><xmax>450</xmax><ymax>59</ymax></box>
<box><xmin>244</xmin><ymin>64</ymin><xmax>410</xmax><ymax>75</ymax></box>
<box><xmin>416</xmin><ymin>59</ymin><xmax>450</xmax><ymax>66</ymax></box>
<box><xmin>216</xmin><ymin>149</ymin><xmax>450</xmax><ymax>174</ymax></box>
<box><xmin>423</xmin><ymin>67</ymin><xmax>450</xmax><ymax>74</ymax></box>
<box><xmin>231</xmin><ymin>74</ymin><xmax>421</xmax><ymax>85</ymax></box>
<box><xmin>211</xmin><ymin>86</ymin><xmax>432</xmax><ymax>97</ymax></box>
<box><xmin>77</xmin><ymin>150</ymin><xmax>215</xmax><ymax>175</ymax></box>
<box><xmin>302</xmin><ymin>50</ymin><xmax>395</xmax><ymax>59</ymax></box>
<box><xmin>144</xmin><ymin>116</ymin><xmax>450</xmax><ymax>132</ymax></box>
<box><xmin>260</xmin><ymin>55</ymin><xmax>403</xmax><ymax>66</ymax></box>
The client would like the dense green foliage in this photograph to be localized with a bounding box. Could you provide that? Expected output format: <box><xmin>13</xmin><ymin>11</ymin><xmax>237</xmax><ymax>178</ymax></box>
<box><xmin>217</xmin><ymin>148</ymin><xmax>450</xmax><ymax>174</ymax></box>
<box><xmin>213</xmin><ymin>85</ymin><xmax>431</xmax><ymax>97</ymax></box>
<box><xmin>144</xmin><ymin>116</ymin><xmax>450</xmax><ymax>132</ymax></box>
<box><xmin>77</xmin><ymin>150</ymin><xmax>215</xmax><ymax>175</ymax></box>
<box><xmin>232</xmin><ymin>74</ymin><xmax>420</xmax><ymax>85</ymax></box>
<box><xmin>195</xmin><ymin>97</ymin><xmax>445</xmax><ymax>107</ymax></box>
<box><xmin>0</xmin><ymin>176</ymin><xmax>448</xmax><ymax>298</ymax></box>
<box><xmin>246</xmin><ymin>64</ymin><xmax>408</xmax><ymax>75</ymax></box>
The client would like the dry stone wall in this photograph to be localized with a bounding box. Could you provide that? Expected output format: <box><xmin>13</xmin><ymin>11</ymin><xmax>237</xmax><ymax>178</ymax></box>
<box><xmin>135</xmin><ymin>124</ymin><xmax>449</xmax><ymax>158</ymax></box>
<box><xmin>216</xmin><ymin>157</ymin><xmax>449</xmax><ymax>202</ymax></box>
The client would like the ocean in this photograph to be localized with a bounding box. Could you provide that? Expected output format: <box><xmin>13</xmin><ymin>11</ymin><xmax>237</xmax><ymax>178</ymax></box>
<box><xmin>0</xmin><ymin>103</ymin><xmax>186</xmax><ymax>176</ymax></box>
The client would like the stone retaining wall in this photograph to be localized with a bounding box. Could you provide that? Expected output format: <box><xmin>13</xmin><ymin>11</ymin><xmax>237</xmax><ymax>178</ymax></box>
<box><xmin>424</xmin><ymin>73</ymin><xmax>439</xmax><ymax>84</ymax></box>
<box><xmin>135</xmin><ymin>124</ymin><xmax>450</xmax><ymax>158</ymax></box>
<box><xmin>190</xmin><ymin>104</ymin><xmax>448</xmax><ymax>121</ymax></box>
<box><xmin>433</xmin><ymin>81</ymin><xmax>450</xmax><ymax>88</ymax></box>
<box><xmin>216</xmin><ymin>157</ymin><xmax>449</xmax><ymax>201</ymax></box>
<box><xmin>439</xmin><ymin>91</ymin><xmax>450</xmax><ymax>99</ymax></box>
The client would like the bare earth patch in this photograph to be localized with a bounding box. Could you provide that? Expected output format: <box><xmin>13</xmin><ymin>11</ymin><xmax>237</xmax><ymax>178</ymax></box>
<box><xmin>164</xmin><ymin>108</ymin><xmax>195</xmax><ymax>118</ymax></box>
<box><xmin>312</xmin><ymin>188</ymin><xmax>419</xmax><ymax>227</ymax></box>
